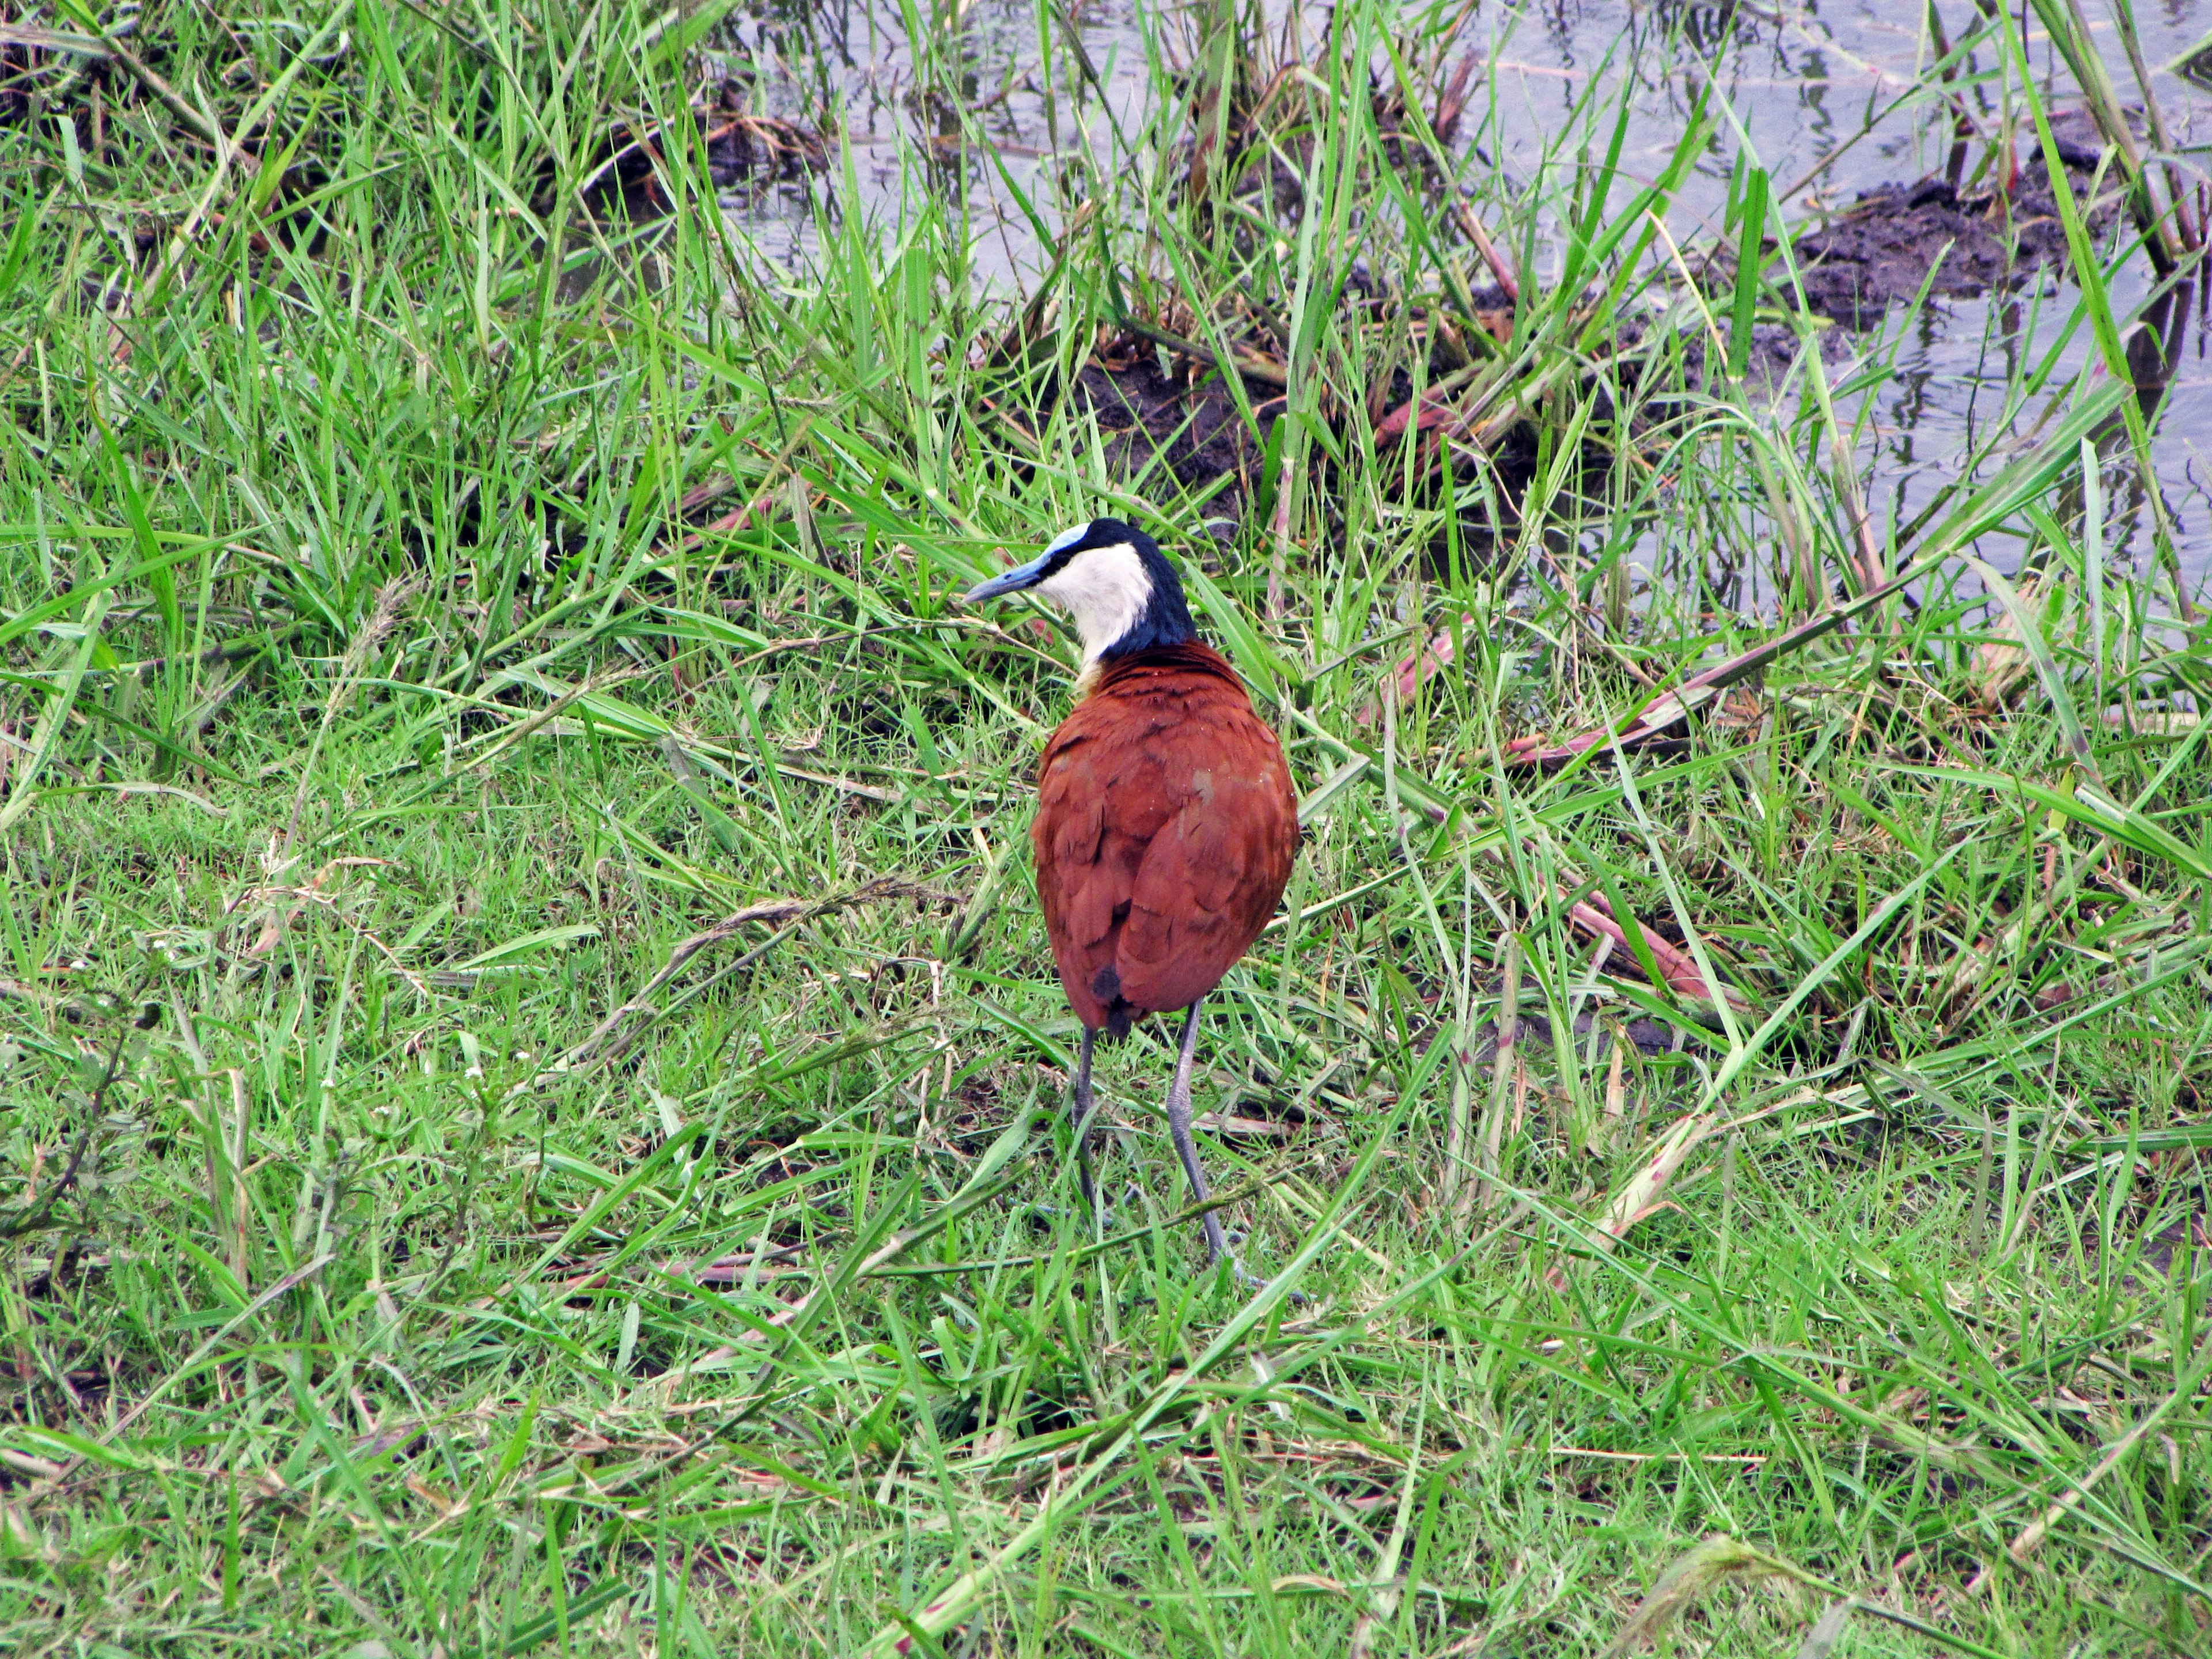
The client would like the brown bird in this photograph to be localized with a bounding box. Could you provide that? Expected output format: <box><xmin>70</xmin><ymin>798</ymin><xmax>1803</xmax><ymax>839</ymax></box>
<box><xmin>964</xmin><ymin>518</ymin><xmax>1298</xmax><ymax>1276</ymax></box>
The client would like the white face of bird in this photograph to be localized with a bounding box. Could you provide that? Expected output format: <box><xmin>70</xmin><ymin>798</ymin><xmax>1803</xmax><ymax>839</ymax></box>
<box><xmin>1031</xmin><ymin>529</ymin><xmax>1152</xmax><ymax>667</ymax></box>
<box><xmin>961</xmin><ymin>520</ymin><xmax>1158</xmax><ymax>669</ymax></box>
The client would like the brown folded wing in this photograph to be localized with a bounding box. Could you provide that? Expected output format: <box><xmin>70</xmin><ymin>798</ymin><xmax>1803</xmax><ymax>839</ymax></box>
<box><xmin>1031</xmin><ymin>643</ymin><xmax>1298</xmax><ymax>1034</ymax></box>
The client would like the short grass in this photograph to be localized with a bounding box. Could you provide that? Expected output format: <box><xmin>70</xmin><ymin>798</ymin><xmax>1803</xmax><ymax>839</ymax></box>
<box><xmin>1</xmin><ymin>3</ymin><xmax>2209</xmax><ymax>1656</ymax></box>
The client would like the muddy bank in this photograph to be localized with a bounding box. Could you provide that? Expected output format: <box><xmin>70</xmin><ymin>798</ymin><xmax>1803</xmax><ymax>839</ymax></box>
<box><xmin>1791</xmin><ymin>136</ymin><xmax>2113</xmax><ymax>328</ymax></box>
<box><xmin>1043</xmin><ymin>127</ymin><xmax>2128</xmax><ymax>541</ymax></box>
<box><xmin>552</xmin><ymin>77</ymin><xmax>827</xmax><ymax>226</ymax></box>
<box><xmin>1065</xmin><ymin>340</ymin><xmax>1276</xmax><ymax>517</ymax></box>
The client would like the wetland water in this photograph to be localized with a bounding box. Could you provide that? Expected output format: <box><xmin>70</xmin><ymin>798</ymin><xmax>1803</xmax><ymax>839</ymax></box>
<box><xmin>707</xmin><ymin>1</ymin><xmax>2212</xmax><ymax>590</ymax></box>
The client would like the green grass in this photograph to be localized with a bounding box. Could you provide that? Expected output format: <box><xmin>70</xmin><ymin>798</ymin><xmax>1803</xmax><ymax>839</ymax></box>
<box><xmin>2</xmin><ymin>2</ymin><xmax>2209</xmax><ymax>1654</ymax></box>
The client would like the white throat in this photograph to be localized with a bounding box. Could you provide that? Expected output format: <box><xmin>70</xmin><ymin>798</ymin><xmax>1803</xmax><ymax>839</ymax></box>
<box><xmin>1036</xmin><ymin>541</ymin><xmax>1152</xmax><ymax>669</ymax></box>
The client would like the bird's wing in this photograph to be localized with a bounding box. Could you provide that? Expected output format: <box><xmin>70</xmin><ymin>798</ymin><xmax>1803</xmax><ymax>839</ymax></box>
<box><xmin>1114</xmin><ymin>697</ymin><xmax>1298</xmax><ymax>1014</ymax></box>
<box><xmin>1031</xmin><ymin>710</ymin><xmax>1173</xmax><ymax>1029</ymax></box>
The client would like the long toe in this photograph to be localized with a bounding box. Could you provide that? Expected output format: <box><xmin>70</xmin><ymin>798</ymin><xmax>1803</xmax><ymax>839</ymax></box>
<box><xmin>1213</xmin><ymin>1251</ymin><xmax>1305</xmax><ymax>1301</ymax></box>
<box><xmin>1205</xmin><ymin>1228</ymin><xmax>1306</xmax><ymax>1302</ymax></box>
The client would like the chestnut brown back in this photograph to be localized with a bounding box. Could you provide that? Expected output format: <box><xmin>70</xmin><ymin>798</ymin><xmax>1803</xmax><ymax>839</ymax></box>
<box><xmin>1030</xmin><ymin>642</ymin><xmax>1298</xmax><ymax>1035</ymax></box>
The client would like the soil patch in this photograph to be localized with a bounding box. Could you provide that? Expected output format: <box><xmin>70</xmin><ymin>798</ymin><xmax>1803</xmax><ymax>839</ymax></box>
<box><xmin>2</xmin><ymin>21</ymin><xmax>129</xmax><ymax>128</ymax></box>
<box><xmin>1069</xmin><ymin>343</ymin><xmax>1277</xmax><ymax>519</ymax></box>
<box><xmin>1791</xmin><ymin>132</ymin><xmax>2112</xmax><ymax>327</ymax></box>
<box><xmin>549</xmin><ymin>78</ymin><xmax>825</xmax><ymax>225</ymax></box>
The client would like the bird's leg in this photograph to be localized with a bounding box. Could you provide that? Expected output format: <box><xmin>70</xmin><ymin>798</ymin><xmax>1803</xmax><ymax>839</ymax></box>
<box><xmin>1165</xmin><ymin>1005</ymin><xmax>1296</xmax><ymax>1300</ymax></box>
<box><xmin>1069</xmin><ymin>1024</ymin><xmax>1101</xmax><ymax>1223</ymax></box>
<box><xmin>1164</xmin><ymin>997</ymin><xmax>1240</xmax><ymax>1271</ymax></box>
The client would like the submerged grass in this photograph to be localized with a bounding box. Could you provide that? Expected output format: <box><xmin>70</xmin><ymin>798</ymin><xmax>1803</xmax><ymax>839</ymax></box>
<box><xmin>1</xmin><ymin>1</ymin><xmax>2209</xmax><ymax>1654</ymax></box>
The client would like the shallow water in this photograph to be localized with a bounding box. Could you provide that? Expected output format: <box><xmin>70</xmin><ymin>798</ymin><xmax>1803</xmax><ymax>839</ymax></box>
<box><xmin>710</xmin><ymin>0</ymin><xmax>2212</xmax><ymax>592</ymax></box>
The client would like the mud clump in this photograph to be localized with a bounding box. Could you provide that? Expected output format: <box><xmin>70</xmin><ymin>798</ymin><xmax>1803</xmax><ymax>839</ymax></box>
<box><xmin>699</xmin><ymin>77</ymin><xmax>827</xmax><ymax>192</ymax></box>
<box><xmin>1792</xmin><ymin>141</ymin><xmax>2109</xmax><ymax>327</ymax></box>
<box><xmin>1066</xmin><ymin>337</ymin><xmax>1278</xmax><ymax>520</ymax></box>
<box><xmin>558</xmin><ymin>79</ymin><xmax>825</xmax><ymax>224</ymax></box>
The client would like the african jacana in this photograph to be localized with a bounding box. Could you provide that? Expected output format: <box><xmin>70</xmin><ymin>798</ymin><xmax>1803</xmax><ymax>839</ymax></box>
<box><xmin>965</xmin><ymin>518</ymin><xmax>1298</xmax><ymax>1278</ymax></box>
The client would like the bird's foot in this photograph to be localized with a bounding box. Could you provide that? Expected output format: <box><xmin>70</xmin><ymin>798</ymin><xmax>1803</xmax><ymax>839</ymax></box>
<box><xmin>1206</xmin><ymin>1244</ymin><xmax>1307</xmax><ymax>1304</ymax></box>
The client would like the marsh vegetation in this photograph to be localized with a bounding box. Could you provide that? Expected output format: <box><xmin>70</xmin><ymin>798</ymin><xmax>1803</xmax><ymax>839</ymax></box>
<box><xmin>1</xmin><ymin>1</ymin><xmax>2210</xmax><ymax>1653</ymax></box>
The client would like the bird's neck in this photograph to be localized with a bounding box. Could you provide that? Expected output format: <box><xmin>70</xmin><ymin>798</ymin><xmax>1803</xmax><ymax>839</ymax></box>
<box><xmin>1083</xmin><ymin>579</ymin><xmax>1196</xmax><ymax>675</ymax></box>
<box><xmin>1073</xmin><ymin>638</ymin><xmax>1238</xmax><ymax>702</ymax></box>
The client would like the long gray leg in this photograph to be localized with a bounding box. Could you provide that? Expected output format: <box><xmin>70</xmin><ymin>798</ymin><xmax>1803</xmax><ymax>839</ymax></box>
<box><xmin>1069</xmin><ymin>1024</ymin><xmax>1101</xmax><ymax>1221</ymax></box>
<box><xmin>1164</xmin><ymin>997</ymin><xmax>1241</xmax><ymax>1271</ymax></box>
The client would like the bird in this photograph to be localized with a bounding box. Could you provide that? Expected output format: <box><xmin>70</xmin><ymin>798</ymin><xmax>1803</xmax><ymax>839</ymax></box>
<box><xmin>963</xmin><ymin>517</ymin><xmax>1298</xmax><ymax>1279</ymax></box>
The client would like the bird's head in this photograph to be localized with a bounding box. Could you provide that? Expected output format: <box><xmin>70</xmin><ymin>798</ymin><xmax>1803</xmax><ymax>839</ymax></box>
<box><xmin>961</xmin><ymin>517</ymin><xmax>1198</xmax><ymax>673</ymax></box>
